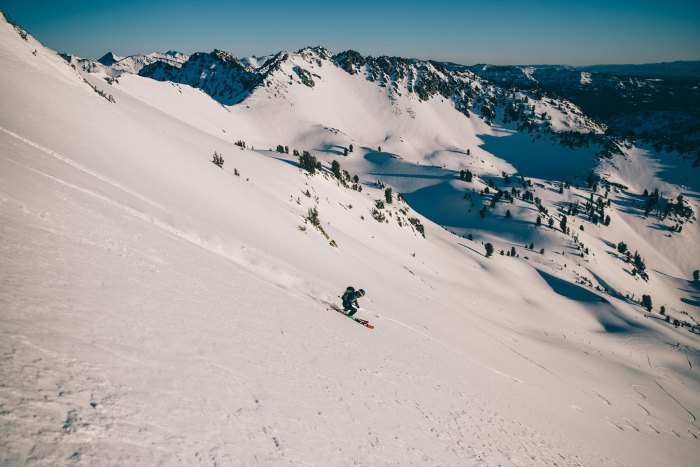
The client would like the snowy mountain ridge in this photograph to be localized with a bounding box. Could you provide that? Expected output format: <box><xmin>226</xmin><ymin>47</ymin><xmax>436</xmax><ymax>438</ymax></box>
<box><xmin>135</xmin><ymin>45</ymin><xmax>603</xmax><ymax>138</ymax></box>
<box><xmin>61</xmin><ymin>49</ymin><xmax>189</xmax><ymax>77</ymax></box>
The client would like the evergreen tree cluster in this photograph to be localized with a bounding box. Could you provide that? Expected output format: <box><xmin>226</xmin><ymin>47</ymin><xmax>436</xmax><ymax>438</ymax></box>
<box><xmin>458</xmin><ymin>169</ymin><xmax>473</xmax><ymax>182</ymax></box>
<box><xmin>632</xmin><ymin>251</ymin><xmax>648</xmax><ymax>280</ymax></box>
<box><xmin>408</xmin><ymin>217</ymin><xmax>425</xmax><ymax>237</ymax></box>
<box><xmin>298</xmin><ymin>151</ymin><xmax>322</xmax><ymax>174</ymax></box>
<box><xmin>642</xmin><ymin>190</ymin><xmax>693</xmax><ymax>220</ymax></box>
<box><xmin>384</xmin><ymin>187</ymin><xmax>393</xmax><ymax>204</ymax></box>
<box><xmin>582</xmin><ymin>192</ymin><xmax>611</xmax><ymax>225</ymax></box>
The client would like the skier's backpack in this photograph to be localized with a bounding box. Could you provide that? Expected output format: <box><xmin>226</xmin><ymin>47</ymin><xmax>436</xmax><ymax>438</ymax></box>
<box><xmin>342</xmin><ymin>286</ymin><xmax>355</xmax><ymax>307</ymax></box>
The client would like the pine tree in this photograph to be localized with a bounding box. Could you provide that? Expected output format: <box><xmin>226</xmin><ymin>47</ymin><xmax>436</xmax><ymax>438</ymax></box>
<box><xmin>641</xmin><ymin>294</ymin><xmax>652</xmax><ymax>311</ymax></box>
<box><xmin>559</xmin><ymin>215</ymin><xmax>567</xmax><ymax>232</ymax></box>
<box><xmin>331</xmin><ymin>160</ymin><xmax>342</xmax><ymax>179</ymax></box>
<box><xmin>385</xmin><ymin>187</ymin><xmax>393</xmax><ymax>204</ymax></box>
<box><xmin>299</xmin><ymin>151</ymin><xmax>321</xmax><ymax>174</ymax></box>
<box><xmin>485</xmin><ymin>243</ymin><xmax>494</xmax><ymax>257</ymax></box>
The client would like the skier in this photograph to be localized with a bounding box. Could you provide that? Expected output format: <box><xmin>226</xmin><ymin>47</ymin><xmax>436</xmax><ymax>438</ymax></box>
<box><xmin>341</xmin><ymin>286</ymin><xmax>365</xmax><ymax>317</ymax></box>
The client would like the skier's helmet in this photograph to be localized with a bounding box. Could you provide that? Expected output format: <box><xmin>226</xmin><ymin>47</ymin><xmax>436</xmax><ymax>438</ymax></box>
<box><xmin>357</xmin><ymin>289</ymin><xmax>365</xmax><ymax>296</ymax></box>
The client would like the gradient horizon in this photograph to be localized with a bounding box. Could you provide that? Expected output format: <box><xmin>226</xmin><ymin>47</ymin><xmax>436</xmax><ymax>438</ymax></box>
<box><xmin>2</xmin><ymin>0</ymin><xmax>699</xmax><ymax>66</ymax></box>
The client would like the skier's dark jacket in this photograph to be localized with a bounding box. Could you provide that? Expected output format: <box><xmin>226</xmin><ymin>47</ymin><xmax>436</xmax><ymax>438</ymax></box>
<box><xmin>342</xmin><ymin>286</ymin><xmax>360</xmax><ymax>311</ymax></box>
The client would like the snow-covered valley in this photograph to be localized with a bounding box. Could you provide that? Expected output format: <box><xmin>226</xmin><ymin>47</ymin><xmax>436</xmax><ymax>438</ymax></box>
<box><xmin>1</xmin><ymin>12</ymin><xmax>699</xmax><ymax>466</ymax></box>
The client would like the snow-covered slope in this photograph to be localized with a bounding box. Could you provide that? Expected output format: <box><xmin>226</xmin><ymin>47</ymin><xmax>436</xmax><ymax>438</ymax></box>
<box><xmin>1</xmin><ymin>13</ymin><xmax>699</xmax><ymax>466</ymax></box>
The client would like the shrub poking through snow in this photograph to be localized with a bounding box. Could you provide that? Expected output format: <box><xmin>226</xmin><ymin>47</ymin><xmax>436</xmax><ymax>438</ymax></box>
<box><xmin>212</xmin><ymin>151</ymin><xmax>224</xmax><ymax>168</ymax></box>
<box><xmin>83</xmin><ymin>79</ymin><xmax>115</xmax><ymax>103</ymax></box>
<box><xmin>408</xmin><ymin>217</ymin><xmax>425</xmax><ymax>237</ymax></box>
<box><xmin>633</xmin><ymin>251</ymin><xmax>648</xmax><ymax>280</ymax></box>
<box><xmin>371</xmin><ymin>208</ymin><xmax>386</xmax><ymax>223</ymax></box>
<box><xmin>306</xmin><ymin>206</ymin><xmax>329</xmax><ymax>239</ymax></box>
<box><xmin>641</xmin><ymin>294</ymin><xmax>653</xmax><ymax>311</ymax></box>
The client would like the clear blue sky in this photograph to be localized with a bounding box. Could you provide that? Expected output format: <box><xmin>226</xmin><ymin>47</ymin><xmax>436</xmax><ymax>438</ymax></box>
<box><xmin>2</xmin><ymin>0</ymin><xmax>699</xmax><ymax>65</ymax></box>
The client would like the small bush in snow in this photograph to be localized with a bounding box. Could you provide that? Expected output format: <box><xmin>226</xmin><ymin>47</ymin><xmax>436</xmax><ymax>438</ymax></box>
<box><xmin>212</xmin><ymin>151</ymin><xmax>224</xmax><ymax>168</ymax></box>
<box><xmin>641</xmin><ymin>294</ymin><xmax>653</xmax><ymax>311</ymax></box>
<box><xmin>307</xmin><ymin>207</ymin><xmax>320</xmax><ymax>227</ymax></box>
<box><xmin>408</xmin><ymin>217</ymin><xmax>425</xmax><ymax>237</ymax></box>
<box><xmin>371</xmin><ymin>208</ymin><xmax>386</xmax><ymax>223</ymax></box>
<box><xmin>485</xmin><ymin>243</ymin><xmax>494</xmax><ymax>257</ymax></box>
<box><xmin>306</xmin><ymin>207</ymin><xmax>329</xmax><ymax>239</ymax></box>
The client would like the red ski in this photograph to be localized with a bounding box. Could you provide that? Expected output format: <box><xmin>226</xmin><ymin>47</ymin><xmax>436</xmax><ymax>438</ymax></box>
<box><xmin>328</xmin><ymin>305</ymin><xmax>374</xmax><ymax>329</ymax></box>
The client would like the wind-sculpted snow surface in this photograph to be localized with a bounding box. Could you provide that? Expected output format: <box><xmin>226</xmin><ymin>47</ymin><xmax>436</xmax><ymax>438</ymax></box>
<box><xmin>1</xmin><ymin>11</ymin><xmax>699</xmax><ymax>466</ymax></box>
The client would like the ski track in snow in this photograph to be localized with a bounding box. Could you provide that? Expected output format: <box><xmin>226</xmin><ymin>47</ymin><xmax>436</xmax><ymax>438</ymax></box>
<box><xmin>0</xmin><ymin>127</ymin><xmax>327</xmax><ymax>312</ymax></box>
<box><xmin>0</xmin><ymin>126</ymin><xmax>170</xmax><ymax>213</ymax></box>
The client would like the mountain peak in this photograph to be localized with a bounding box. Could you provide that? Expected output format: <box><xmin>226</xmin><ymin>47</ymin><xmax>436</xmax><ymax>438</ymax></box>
<box><xmin>296</xmin><ymin>45</ymin><xmax>331</xmax><ymax>60</ymax></box>
<box><xmin>97</xmin><ymin>51</ymin><xmax>123</xmax><ymax>66</ymax></box>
